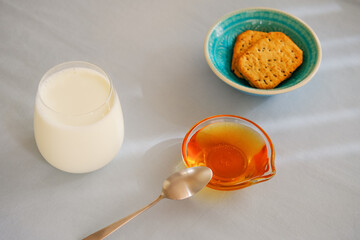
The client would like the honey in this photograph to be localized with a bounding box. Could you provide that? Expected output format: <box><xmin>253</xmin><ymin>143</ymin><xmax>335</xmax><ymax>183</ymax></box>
<box><xmin>184</xmin><ymin>120</ymin><xmax>274</xmax><ymax>190</ymax></box>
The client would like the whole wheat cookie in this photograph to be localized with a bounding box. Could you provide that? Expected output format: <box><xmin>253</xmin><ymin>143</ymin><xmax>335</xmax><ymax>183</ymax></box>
<box><xmin>231</xmin><ymin>30</ymin><xmax>268</xmax><ymax>78</ymax></box>
<box><xmin>237</xmin><ymin>32</ymin><xmax>303</xmax><ymax>89</ymax></box>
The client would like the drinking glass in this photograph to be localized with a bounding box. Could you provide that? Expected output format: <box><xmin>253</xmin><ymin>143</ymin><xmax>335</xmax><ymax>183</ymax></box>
<box><xmin>34</xmin><ymin>61</ymin><xmax>124</xmax><ymax>173</ymax></box>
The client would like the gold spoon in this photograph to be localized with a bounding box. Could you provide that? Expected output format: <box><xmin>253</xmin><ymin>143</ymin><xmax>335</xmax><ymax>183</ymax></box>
<box><xmin>83</xmin><ymin>166</ymin><xmax>213</xmax><ymax>240</ymax></box>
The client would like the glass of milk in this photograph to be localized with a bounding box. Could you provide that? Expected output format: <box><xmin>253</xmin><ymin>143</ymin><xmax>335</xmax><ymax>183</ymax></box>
<box><xmin>34</xmin><ymin>61</ymin><xmax>124</xmax><ymax>173</ymax></box>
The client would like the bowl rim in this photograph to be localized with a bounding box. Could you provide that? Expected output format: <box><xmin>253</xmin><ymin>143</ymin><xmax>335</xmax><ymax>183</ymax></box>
<box><xmin>204</xmin><ymin>7</ymin><xmax>322</xmax><ymax>95</ymax></box>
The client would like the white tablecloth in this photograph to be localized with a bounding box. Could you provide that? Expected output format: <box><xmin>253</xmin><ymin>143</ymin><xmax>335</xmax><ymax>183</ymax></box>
<box><xmin>0</xmin><ymin>0</ymin><xmax>359</xmax><ymax>239</ymax></box>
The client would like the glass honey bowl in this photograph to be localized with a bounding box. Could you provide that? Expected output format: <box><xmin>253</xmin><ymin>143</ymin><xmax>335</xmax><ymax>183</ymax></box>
<box><xmin>182</xmin><ymin>115</ymin><xmax>275</xmax><ymax>191</ymax></box>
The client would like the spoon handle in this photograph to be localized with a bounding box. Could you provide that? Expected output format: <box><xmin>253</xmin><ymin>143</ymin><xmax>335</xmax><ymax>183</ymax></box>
<box><xmin>83</xmin><ymin>195</ymin><xmax>164</xmax><ymax>240</ymax></box>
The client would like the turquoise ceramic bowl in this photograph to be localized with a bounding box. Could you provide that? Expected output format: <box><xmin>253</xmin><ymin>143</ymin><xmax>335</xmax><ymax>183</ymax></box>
<box><xmin>204</xmin><ymin>8</ymin><xmax>322</xmax><ymax>95</ymax></box>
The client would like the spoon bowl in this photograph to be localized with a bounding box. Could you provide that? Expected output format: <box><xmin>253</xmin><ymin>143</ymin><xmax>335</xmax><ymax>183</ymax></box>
<box><xmin>83</xmin><ymin>166</ymin><xmax>213</xmax><ymax>240</ymax></box>
<box><xmin>162</xmin><ymin>166</ymin><xmax>213</xmax><ymax>200</ymax></box>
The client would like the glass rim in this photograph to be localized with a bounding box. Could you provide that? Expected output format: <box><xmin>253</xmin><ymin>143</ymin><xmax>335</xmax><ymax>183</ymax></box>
<box><xmin>37</xmin><ymin>61</ymin><xmax>114</xmax><ymax>117</ymax></box>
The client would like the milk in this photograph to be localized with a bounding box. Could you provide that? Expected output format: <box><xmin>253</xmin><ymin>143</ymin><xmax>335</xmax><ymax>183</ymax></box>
<box><xmin>34</xmin><ymin>62</ymin><xmax>124</xmax><ymax>173</ymax></box>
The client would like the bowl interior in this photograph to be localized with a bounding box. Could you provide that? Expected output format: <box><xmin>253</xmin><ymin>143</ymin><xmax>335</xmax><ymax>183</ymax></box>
<box><xmin>205</xmin><ymin>8</ymin><xmax>321</xmax><ymax>94</ymax></box>
<box><xmin>182</xmin><ymin>115</ymin><xmax>275</xmax><ymax>191</ymax></box>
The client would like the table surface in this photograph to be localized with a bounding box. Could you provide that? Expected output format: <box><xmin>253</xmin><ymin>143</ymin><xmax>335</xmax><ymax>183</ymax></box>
<box><xmin>1</xmin><ymin>0</ymin><xmax>359</xmax><ymax>239</ymax></box>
